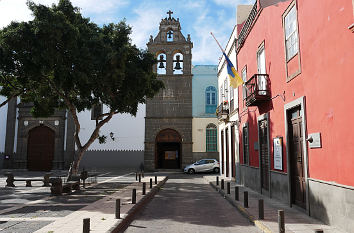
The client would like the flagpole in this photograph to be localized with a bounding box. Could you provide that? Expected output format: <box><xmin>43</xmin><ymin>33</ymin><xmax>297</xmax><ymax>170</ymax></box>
<box><xmin>210</xmin><ymin>32</ymin><xmax>226</xmax><ymax>54</ymax></box>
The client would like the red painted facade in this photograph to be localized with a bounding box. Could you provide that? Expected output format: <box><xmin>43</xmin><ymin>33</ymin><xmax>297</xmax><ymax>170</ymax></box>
<box><xmin>237</xmin><ymin>0</ymin><xmax>354</xmax><ymax>187</ymax></box>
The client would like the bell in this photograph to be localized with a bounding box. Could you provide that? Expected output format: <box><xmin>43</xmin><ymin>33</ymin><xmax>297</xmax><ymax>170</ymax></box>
<box><xmin>158</xmin><ymin>61</ymin><xmax>165</xmax><ymax>68</ymax></box>
<box><xmin>158</xmin><ymin>54</ymin><xmax>165</xmax><ymax>68</ymax></box>
<box><xmin>174</xmin><ymin>55</ymin><xmax>182</xmax><ymax>70</ymax></box>
<box><xmin>174</xmin><ymin>61</ymin><xmax>181</xmax><ymax>70</ymax></box>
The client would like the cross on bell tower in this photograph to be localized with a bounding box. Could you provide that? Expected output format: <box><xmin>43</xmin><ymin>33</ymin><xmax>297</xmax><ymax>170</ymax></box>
<box><xmin>167</xmin><ymin>10</ymin><xmax>173</xmax><ymax>19</ymax></box>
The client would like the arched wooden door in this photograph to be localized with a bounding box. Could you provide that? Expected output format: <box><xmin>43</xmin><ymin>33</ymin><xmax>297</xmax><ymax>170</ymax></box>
<box><xmin>27</xmin><ymin>126</ymin><xmax>55</xmax><ymax>171</ymax></box>
<box><xmin>155</xmin><ymin>129</ymin><xmax>181</xmax><ymax>169</ymax></box>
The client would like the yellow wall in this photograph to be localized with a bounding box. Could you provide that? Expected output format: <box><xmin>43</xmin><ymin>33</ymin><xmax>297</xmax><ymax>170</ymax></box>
<box><xmin>192</xmin><ymin>118</ymin><xmax>218</xmax><ymax>152</ymax></box>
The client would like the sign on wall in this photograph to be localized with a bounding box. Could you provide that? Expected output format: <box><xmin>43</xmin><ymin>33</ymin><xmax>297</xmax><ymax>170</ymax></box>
<box><xmin>273</xmin><ymin>137</ymin><xmax>283</xmax><ymax>170</ymax></box>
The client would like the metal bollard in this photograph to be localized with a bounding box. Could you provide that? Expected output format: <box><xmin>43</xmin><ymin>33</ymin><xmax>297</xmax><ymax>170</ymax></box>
<box><xmin>235</xmin><ymin>186</ymin><xmax>239</xmax><ymax>201</ymax></box>
<box><xmin>314</xmin><ymin>230</ymin><xmax>323</xmax><ymax>233</ymax></box>
<box><xmin>216</xmin><ymin>176</ymin><xmax>219</xmax><ymax>186</ymax></box>
<box><xmin>142</xmin><ymin>182</ymin><xmax>146</xmax><ymax>195</ymax></box>
<box><xmin>155</xmin><ymin>176</ymin><xmax>157</xmax><ymax>184</ymax></box>
<box><xmin>258</xmin><ymin>199</ymin><xmax>264</xmax><ymax>220</ymax></box>
<box><xmin>150</xmin><ymin>178</ymin><xmax>152</xmax><ymax>188</ymax></box>
<box><xmin>135</xmin><ymin>172</ymin><xmax>138</xmax><ymax>181</ymax></box>
<box><xmin>142</xmin><ymin>172</ymin><xmax>144</xmax><ymax>178</ymax></box>
<box><xmin>227</xmin><ymin>182</ymin><xmax>230</xmax><ymax>194</ymax></box>
<box><xmin>83</xmin><ymin>218</ymin><xmax>90</xmax><ymax>233</ymax></box>
<box><xmin>115</xmin><ymin>199</ymin><xmax>120</xmax><ymax>219</ymax></box>
<box><xmin>138</xmin><ymin>174</ymin><xmax>141</xmax><ymax>183</ymax></box>
<box><xmin>221</xmin><ymin>179</ymin><xmax>224</xmax><ymax>189</ymax></box>
<box><xmin>244</xmin><ymin>191</ymin><xmax>248</xmax><ymax>208</ymax></box>
<box><xmin>278</xmin><ymin>210</ymin><xmax>285</xmax><ymax>233</ymax></box>
<box><xmin>132</xmin><ymin>189</ymin><xmax>136</xmax><ymax>204</ymax></box>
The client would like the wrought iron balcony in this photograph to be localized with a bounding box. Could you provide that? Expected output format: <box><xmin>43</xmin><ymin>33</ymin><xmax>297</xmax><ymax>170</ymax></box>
<box><xmin>245</xmin><ymin>74</ymin><xmax>271</xmax><ymax>107</ymax></box>
<box><xmin>217</xmin><ymin>103</ymin><xmax>229</xmax><ymax>120</ymax></box>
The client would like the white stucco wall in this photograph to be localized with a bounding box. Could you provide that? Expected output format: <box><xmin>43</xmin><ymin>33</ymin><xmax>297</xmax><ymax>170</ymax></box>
<box><xmin>192</xmin><ymin>118</ymin><xmax>218</xmax><ymax>152</ymax></box>
<box><xmin>0</xmin><ymin>96</ymin><xmax>7</xmax><ymax>153</ymax></box>
<box><xmin>76</xmin><ymin>103</ymin><xmax>145</xmax><ymax>150</ymax></box>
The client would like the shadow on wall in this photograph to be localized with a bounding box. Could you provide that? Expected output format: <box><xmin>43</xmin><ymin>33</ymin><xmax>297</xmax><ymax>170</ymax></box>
<box><xmin>79</xmin><ymin>150</ymin><xmax>144</xmax><ymax>170</ymax></box>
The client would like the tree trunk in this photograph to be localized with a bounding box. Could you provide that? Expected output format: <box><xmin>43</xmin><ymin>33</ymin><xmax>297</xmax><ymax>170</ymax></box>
<box><xmin>72</xmin><ymin>149</ymin><xmax>85</xmax><ymax>175</ymax></box>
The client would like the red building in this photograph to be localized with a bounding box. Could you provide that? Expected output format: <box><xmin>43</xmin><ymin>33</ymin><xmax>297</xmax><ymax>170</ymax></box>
<box><xmin>236</xmin><ymin>0</ymin><xmax>354</xmax><ymax>230</ymax></box>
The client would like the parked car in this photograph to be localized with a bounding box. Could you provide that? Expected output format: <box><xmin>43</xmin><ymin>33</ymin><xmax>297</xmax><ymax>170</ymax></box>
<box><xmin>184</xmin><ymin>159</ymin><xmax>220</xmax><ymax>174</ymax></box>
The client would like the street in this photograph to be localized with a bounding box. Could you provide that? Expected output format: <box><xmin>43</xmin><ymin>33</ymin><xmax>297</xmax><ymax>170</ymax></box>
<box><xmin>125</xmin><ymin>173</ymin><xmax>260</xmax><ymax>233</ymax></box>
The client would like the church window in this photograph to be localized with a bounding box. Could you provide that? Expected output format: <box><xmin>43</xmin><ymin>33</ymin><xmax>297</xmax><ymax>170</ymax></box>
<box><xmin>206</xmin><ymin>123</ymin><xmax>217</xmax><ymax>152</ymax></box>
<box><xmin>157</xmin><ymin>52</ymin><xmax>166</xmax><ymax>75</ymax></box>
<box><xmin>173</xmin><ymin>53</ymin><xmax>183</xmax><ymax>74</ymax></box>
<box><xmin>205</xmin><ymin>86</ymin><xmax>217</xmax><ymax>114</ymax></box>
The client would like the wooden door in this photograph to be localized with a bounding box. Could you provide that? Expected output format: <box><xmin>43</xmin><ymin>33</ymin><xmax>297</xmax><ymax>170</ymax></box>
<box><xmin>221</xmin><ymin>131</ymin><xmax>224</xmax><ymax>174</ymax></box>
<box><xmin>225</xmin><ymin>128</ymin><xmax>229</xmax><ymax>177</ymax></box>
<box><xmin>231</xmin><ymin>125</ymin><xmax>236</xmax><ymax>178</ymax></box>
<box><xmin>27</xmin><ymin>126</ymin><xmax>55</xmax><ymax>171</ymax></box>
<box><xmin>288</xmin><ymin>107</ymin><xmax>306</xmax><ymax>208</ymax></box>
<box><xmin>259</xmin><ymin>119</ymin><xmax>269</xmax><ymax>191</ymax></box>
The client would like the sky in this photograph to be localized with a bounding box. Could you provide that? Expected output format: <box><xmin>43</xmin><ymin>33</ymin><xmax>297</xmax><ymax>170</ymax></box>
<box><xmin>0</xmin><ymin>0</ymin><xmax>255</xmax><ymax>150</ymax></box>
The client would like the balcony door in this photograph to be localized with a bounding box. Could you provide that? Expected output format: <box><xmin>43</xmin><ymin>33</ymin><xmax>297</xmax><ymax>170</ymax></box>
<box><xmin>257</xmin><ymin>45</ymin><xmax>267</xmax><ymax>95</ymax></box>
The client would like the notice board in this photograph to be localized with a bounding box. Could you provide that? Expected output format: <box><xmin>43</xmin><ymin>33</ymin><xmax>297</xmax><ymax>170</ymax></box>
<box><xmin>273</xmin><ymin>137</ymin><xmax>283</xmax><ymax>170</ymax></box>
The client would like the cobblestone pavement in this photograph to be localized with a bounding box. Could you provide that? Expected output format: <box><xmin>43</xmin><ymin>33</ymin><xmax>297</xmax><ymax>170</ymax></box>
<box><xmin>0</xmin><ymin>169</ymin><xmax>135</xmax><ymax>233</ymax></box>
<box><xmin>125</xmin><ymin>173</ymin><xmax>261</xmax><ymax>233</ymax></box>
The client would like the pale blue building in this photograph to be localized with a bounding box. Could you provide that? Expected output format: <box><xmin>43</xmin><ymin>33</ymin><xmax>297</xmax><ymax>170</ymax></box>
<box><xmin>192</xmin><ymin>65</ymin><xmax>219</xmax><ymax>160</ymax></box>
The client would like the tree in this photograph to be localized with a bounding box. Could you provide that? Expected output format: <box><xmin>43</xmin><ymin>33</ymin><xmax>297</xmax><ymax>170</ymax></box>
<box><xmin>0</xmin><ymin>0</ymin><xmax>164</xmax><ymax>174</ymax></box>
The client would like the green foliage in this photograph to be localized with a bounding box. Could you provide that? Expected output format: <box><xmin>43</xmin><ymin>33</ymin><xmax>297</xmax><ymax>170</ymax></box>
<box><xmin>0</xmin><ymin>0</ymin><xmax>164</xmax><ymax>118</ymax></box>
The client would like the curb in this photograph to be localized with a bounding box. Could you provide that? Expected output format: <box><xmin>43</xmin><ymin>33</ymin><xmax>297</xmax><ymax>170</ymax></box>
<box><xmin>208</xmin><ymin>180</ymin><xmax>272</xmax><ymax>233</ymax></box>
<box><xmin>109</xmin><ymin>176</ymin><xmax>169</xmax><ymax>233</ymax></box>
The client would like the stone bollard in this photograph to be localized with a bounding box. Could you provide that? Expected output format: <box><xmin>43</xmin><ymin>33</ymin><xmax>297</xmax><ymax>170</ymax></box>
<box><xmin>143</xmin><ymin>182</ymin><xmax>146</xmax><ymax>195</ymax></box>
<box><xmin>259</xmin><ymin>199</ymin><xmax>264</xmax><ymax>220</ymax></box>
<box><xmin>132</xmin><ymin>189</ymin><xmax>136</xmax><ymax>204</ymax></box>
<box><xmin>221</xmin><ymin>179</ymin><xmax>224</xmax><ymax>190</ymax></box>
<box><xmin>83</xmin><ymin>218</ymin><xmax>90</xmax><ymax>233</ymax></box>
<box><xmin>244</xmin><ymin>191</ymin><xmax>248</xmax><ymax>208</ymax></box>
<box><xmin>115</xmin><ymin>199</ymin><xmax>120</xmax><ymax>219</ymax></box>
<box><xmin>227</xmin><ymin>182</ymin><xmax>230</xmax><ymax>194</ymax></box>
<box><xmin>216</xmin><ymin>176</ymin><xmax>219</xmax><ymax>186</ymax></box>
<box><xmin>150</xmin><ymin>178</ymin><xmax>153</xmax><ymax>189</ymax></box>
<box><xmin>155</xmin><ymin>176</ymin><xmax>157</xmax><ymax>184</ymax></box>
<box><xmin>235</xmin><ymin>186</ymin><xmax>239</xmax><ymax>201</ymax></box>
<box><xmin>278</xmin><ymin>210</ymin><xmax>285</xmax><ymax>233</ymax></box>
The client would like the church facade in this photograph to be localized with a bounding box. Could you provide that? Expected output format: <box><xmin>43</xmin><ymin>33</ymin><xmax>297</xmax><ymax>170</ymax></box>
<box><xmin>144</xmin><ymin>12</ymin><xmax>194</xmax><ymax>171</ymax></box>
<box><xmin>0</xmin><ymin>98</ymin><xmax>75</xmax><ymax>171</ymax></box>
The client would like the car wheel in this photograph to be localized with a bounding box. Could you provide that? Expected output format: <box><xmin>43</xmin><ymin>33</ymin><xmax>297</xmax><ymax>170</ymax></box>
<box><xmin>188</xmin><ymin>168</ymin><xmax>195</xmax><ymax>174</ymax></box>
<box><xmin>213</xmin><ymin>167</ymin><xmax>220</xmax><ymax>173</ymax></box>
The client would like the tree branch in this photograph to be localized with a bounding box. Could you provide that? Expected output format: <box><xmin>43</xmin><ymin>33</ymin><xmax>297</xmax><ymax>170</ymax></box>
<box><xmin>82</xmin><ymin>110</ymin><xmax>115</xmax><ymax>151</ymax></box>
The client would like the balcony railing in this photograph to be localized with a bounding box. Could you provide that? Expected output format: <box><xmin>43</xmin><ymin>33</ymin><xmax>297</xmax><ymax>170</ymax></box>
<box><xmin>217</xmin><ymin>103</ymin><xmax>229</xmax><ymax>120</ymax></box>
<box><xmin>245</xmin><ymin>74</ymin><xmax>271</xmax><ymax>107</ymax></box>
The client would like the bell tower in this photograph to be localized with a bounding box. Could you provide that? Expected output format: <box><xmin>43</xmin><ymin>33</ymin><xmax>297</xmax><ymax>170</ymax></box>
<box><xmin>144</xmin><ymin>11</ymin><xmax>193</xmax><ymax>170</ymax></box>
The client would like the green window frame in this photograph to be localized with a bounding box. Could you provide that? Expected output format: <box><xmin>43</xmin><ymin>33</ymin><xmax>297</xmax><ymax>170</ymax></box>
<box><xmin>206</xmin><ymin>123</ymin><xmax>217</xmax><ymax>152</ymax></box>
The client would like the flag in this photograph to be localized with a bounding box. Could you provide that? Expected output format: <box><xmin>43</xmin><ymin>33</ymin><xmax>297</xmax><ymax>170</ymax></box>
<box><xmin>223</xmin><ymin>52</ymin><xmax>244</xmax><ymax>88</ymax></box>
<box><xmin>259</xmin><ymin>0</ymin><xmax>290</xmax><ymax>8</ymax></box>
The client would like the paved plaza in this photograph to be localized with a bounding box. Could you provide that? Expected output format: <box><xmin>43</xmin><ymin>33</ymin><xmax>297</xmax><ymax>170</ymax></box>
<box><xmin>0</xmin><ymin>170</ymin><xmax>136</xmax><ymax>233</ymax></box>
<box><xmin>0</xmin><ymin>170</ymin><xmax>347</xmax><ymax>233</ymax></box>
